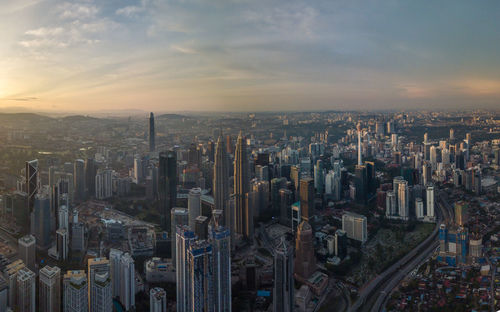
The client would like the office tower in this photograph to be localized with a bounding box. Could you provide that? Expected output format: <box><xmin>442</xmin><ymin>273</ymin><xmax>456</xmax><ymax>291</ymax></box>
<box><xmin>74</xmin><ymin>159</ymin><xmax>85</xmax><ymax>202</ymax></box>
<box><xmin>213</xmin><ymin>135</ymin><xmax>230</xmax><ymax>228</ymax></box>
<box><xmin>386</xmin><ymin>191</ymin><xmax>396</xmax><ymax>217</ymax></box>
<box><xmin>95</xmin><ymin>169</ymin><xmax>113</xmax><ymax>199</ymax></box>
<box><xmin>429</xmin><ymin>146</ymin><xmax>437</xmax><ymax>170</ymax></box>
<box><xmin>88</xmin><ymin>258</ymin><xmax>112</xmax><ymax>312</ymax></box>
<box><xmin>234</xmin><ymin>131</ymin><xmax>250</xmax><ymax>238</ymax></box>
<box><xmin>335</xmin><ymin>229</ymin><xmax>347</xmax><ymax>259</ymax></box>
<box><xmin>34</xmin><ymin>195</ymin><xmax>51</xmax><ymax>249</ymax></box>
<box><xmin>279</xmin><ymin>188</ymin><xmax>293</xmax><ymax>226</ymax></box>
<box><xmin>375</xmin><ymin>121</ymin><xmax>384</xmax><ymax>137</ymax></box>
<box><xmin>423</xmin><ymin>132</ymin><xmax>428</xmax><ymax>144</ymax></box>
<box><xmin>18</xmin><ymin>235</ymin><xmax>36</xmax><ymax>272</ymax></box>
<box><xmin>150</xmin><ymin>288</ymin><xmax>167</xmax><ymax>312</ymax></box>
<box><xmin>49</xmin><ymin>165</ymin><xmax>56</xmax><ymax>187</ymax></box>
<box><xmin>71</xmin><ymin>216</ymin><xmax>85</xmax><ymax>252</ymax></box>
<box><xmin>26</xmin><ymin>160</ymin><xmax>38</xmax><ymax>214</ymax></box>
<box><xmin>0</xmin><ymin>275</ymin><xmax>7</xmax><ymax>312</ymax></box>
<box><xmin>426</xmin><ymin>184</ymin><xmax>435</xmax><ymax>218</ymax></box>
<box><xmin>299</xmin><ymin>178</ymin><xmax>314</xmax><ymax>222</ymax></box>
<box><xmin>5</xmin><ymin>260</ymin><xmax>25</xmax><ymax>309</ymax></box>
<box><xmin>39</xmin><ymin>266</ymin><xmax>61</xmax><ymax>312</ymax></box>
<box><xmin>84</xmin><ymin>158</ymin><xmax>96</xmax><ymax>200</ymax></box>
<box><xmin>391</xmin><ymin>134</ymin><xmax>398</xmax><ymax>149</ymax></box>
<box><xmin>442</xmin><ymin>148</ymin><xmax>450</xmax><ymax>165</ymax></box>
<box><xmin>325</xmin><ymin>170</ymin><xmax>341</xmax><ymax>201</ymax></box>
<box><xmin>313</xmin><ymin>160</ymin><xmax>324</xmax><ymax>195</ymax></box>
<box><xmin>423</xmin><ymin>143</ymin><xmax>431</xmax><ymax>161</ymax></box>
<box><xmin>159</xmin><ymin>151</ymin><xmax>177</xmax><ymax>232</ymax></box>
<box><xmin>273</xmin><ymin>238</ymin><xmax>294</xmax><ymax>312</ymax></box>
<box><xmin>109</xmin><ymin>249</ymin><xmax>123</xmax><ymax>299</ymax></box>
<box><xmin>195</xmin><ymin>216</ymin><xmax>210</xmax><ymax>240</ymax></box>
<box><xmin>171</xmin><ymin>208</ymin><xmax>188</xmax><ymax>265</ymax></box>
<box><xmin>120</xmin><ymin>253</ymin><xmax>135</xmax><ymax>311</ymax></box>
<box><xmin>188</xmin><ymin>187</ymin><xmax>202</xmax><ymax>229</ymax></box>
<box><xmin>176</xmin><ymin>226</ymin><xmax>196</xmax><ymax>312</ymax></box>
<box><xmin>187</xmin><ymin>240</ymin><xmax>214</xmax><ymax>311</ymax></box>
<box><xmin>255</xmin><ymin>165</ymin><xmax>269</xmax><ymax>181</ymax></box>
<box><xmin>63</xmin><ymin>270</ymin><xmax>88</xmax><ymax>312</ymax></box>
<box><xmin>354</xmin><ymin>164</ymin><xmax>367</xmax><ymax>203</ymax></box>
<box><xmin>149</xmin><ymin>112</ymin><xmax>156</xmax><ymax>152</ymax></box>
<box><xmin>294</xmin><ymin>221</ymin><xmax>316</xmax><ymax>280</ymax></box>
<box><xmin>210</xmin><ymin>224</ymin><xmax>231</xmax><ymax>312</ymax></box>
<box><xmin>291</xmin><ymin>202</ymin><xmax>301</xmax><ymax>234</ymax></box>
<box><xmin>415</xmin><ymin>198</ymin><xmax>424</xmax><ymax>219</ymax></box>
<box><xmin>455</xmin><ymin>201</ymin><xmax>468</xmax><ymax>226</ymax></box>
<box><xmin>58</xmin><ymin>204</ymin><xmax>69</xmax><ymax>230</ymax></box>
<box><xmin>357</xmin><ymin>123</ymin><xmax>362</xmax><ymax>165</ymax></box>
<box><xmin>17</xmin><ymin>268</ymin><xmax>36</xmax><ymax>312</ymax></box>
<box><xmin>342</xmin><ymin>212</ymin><xmax>367</xmax><ymax>243</ymax></box>
<box><xmin>422</xmin><ymin>161</ymin><xmax>432</xmax><ymax>185</ymax></box>
<box><xmin>56</xmin><ymin>228</ymin><xmax>69</xmax><ymax>261</ymax></box>
<box><xmin>396</xmin><ymin>179</ymin><xmax>409</xmax><ymax>220</ymax></box>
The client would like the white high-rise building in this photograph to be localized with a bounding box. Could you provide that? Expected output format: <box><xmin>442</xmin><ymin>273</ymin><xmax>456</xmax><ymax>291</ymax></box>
<box><xmin>56</xmin><ymin>228</ymin><xmax>69</xmax><ymax>261</ymax></box>
<box><xmin>176</xmin><ymin>226</ymin><xmax>196</xmax><ymax>312</ymax></box>
<box><xmin>18</xmin><ymin>235</ymin><xmax>36</xmax><ymax>272</ymax></box>
<box><xmin>397</xmin><ymin>179</ymin><xmax>409</xmax><ymax>220</ymax></box>
<box><xmin>39</xmin><ymin>266</ymin><xmax>61</xmax><ymax>312</ymax></box>
<box><xmin>188</xmin><ymin>188</ymin><xmax>202</xmax><ymax>229</ymax></box>
<box><xmin>119</xmin><ymin>253</ymin><xmax>135</xmax><ymax>311</ymax></box>
<box><xmin>95</xmin><ymin>169</ymin><xmax>113</xmax><ymax>200</ymax></box>
<box><xmin>150</xmin><ymin>287</ymin><xmax>167</xmax><ymax>312</ymax></box>
<box><xmin>58</xmin><ymin>205</ymin><xmax>69</xmax><ymax>230</ymax></box>
<box><xmin>170</xmin><ymin>208</ymin><xmax>189</xmax><ymax>267</ymax></box>
<box><xmin>415</xmin><ymin>198</ymin><xmax>424</xmax><ymax>219</ymax></box>
<box><xmin>63</xmin><ymin>270</ymin><xmax>88</xmax><ymax>312</ymax></box>
<box><xmin>88</xmin><ymin>258</ymin><xmax>112</xmax><ymax>312</ymax></box>
<box><xmin>342</xmin><ymin>212</ymin><xmax>367</xmax><ymax>243</ymax></box>
<box><xmin>17</xmin><ymin>267</ymin><xmax>36</xmax><ymax>312</ymax></box>
<box><xmin>426</xmin><ymin>185</ymin><xmax>435</xmax><ymax>218</ymax></box>
<box><xmin>325</xmin><ymin>171</ymin><xmax>341</xmax><ymax>201</ymax></box>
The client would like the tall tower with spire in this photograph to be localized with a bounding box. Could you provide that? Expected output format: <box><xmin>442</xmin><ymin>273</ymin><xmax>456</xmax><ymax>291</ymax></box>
<box><xmin>234</xmin><ymin>132</ymin><xmax>250</xmax><ymax>239</ymax></box>
<box><xmin>213</xmin><ymin>135</ymin><xmax>230</xmax><ymax>229</ymax></box>
<box><xmin>149</xmin><ymin>112</ymin><xmax>155</xmax><ymax>152</ymax></box>
<box><xmin>357</xmin><ymin>123</ymin><xmax>362</xmax><ymax>166</ymax></box>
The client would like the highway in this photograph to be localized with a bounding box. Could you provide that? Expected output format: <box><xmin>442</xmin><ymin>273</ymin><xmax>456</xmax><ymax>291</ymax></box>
<box><xmin>350</xmin><ymin>189</ymin><xmax>453</xmax><ymax>312</ymax></box>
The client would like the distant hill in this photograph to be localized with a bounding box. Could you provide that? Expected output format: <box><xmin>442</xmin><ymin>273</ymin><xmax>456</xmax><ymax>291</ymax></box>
<box><xmin>157</xmin><ymin>113</ymin><xmax>188</xmax><ymax>119</ymax></box>
<box><xmin>0</xmin><ymin>113</ymin><xmax>54</xmax><ymax>123</ymax></box>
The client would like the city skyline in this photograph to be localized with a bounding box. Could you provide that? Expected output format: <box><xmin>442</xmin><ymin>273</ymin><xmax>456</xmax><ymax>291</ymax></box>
<box><xmin>1</xmin><ymin>0</ymin><xmax>500</xmax><ymax>112</ymax></box>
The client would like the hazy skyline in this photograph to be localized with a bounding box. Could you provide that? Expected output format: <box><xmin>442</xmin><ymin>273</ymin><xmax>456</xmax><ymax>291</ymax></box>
<box><xmin>1</xmin><ymin>0</ymin><xmax>500</xmax><ymax>112</ymax></box>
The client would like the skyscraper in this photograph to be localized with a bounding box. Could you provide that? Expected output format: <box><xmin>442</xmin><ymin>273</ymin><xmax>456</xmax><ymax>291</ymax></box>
<box><xmin>159</xmin><ymin>151</ymin><xmax>177</xmax><ymax>232</ymax></box>
<box><xmin>342</xmin><ymin>212</ymin><xmax>367</xmax><ymax>243</ymax></box>
<box><xmin>294</xmin><ymin>221</ymin><xmax>316</xmax><ymax>280</ymax></box>
<box><xmin>188</xmin><ymin>240</ymin><xmax>214</xmax><ymax>311</ymax></box>
<box><xmin>18</xmin><ymin>235</ymin><xmax>36</xmax><ymax>272</ymax></box>
<box><xmin>120</xmin><ymin>253</ymin><xmax>135</xmax><ymax>311</ymax></box>
<box><xmin>357</xmin><ymin>123</ymin><xmax>362</xmax><ymax>166</ymax></box>
<box><xmin>17</xmin><ymin>267</ymin><xmax>36</xmax><ymax>312</ymax></box>
<box><xmin>299</xmin><ymin>178</ymin><xmax>314</xmax><ymax>222</ymax></box>
<box><xmin>188</xmin><ymin>187</ymin><xmax>202</xmax><ymax>229</ymax></box>
<box><xmin>26</xmin><ymin>160</ymin><xmax>38</xmax><ymax>214</ymax></box>
<box><xmin>39</xmin><ymin>266</ymin><xmax>61</xmax><ymax>312</ymax></box>
<box><xmin>210</xmin><ymin>224</ymin><xmax>231</xmax><ymax>312</ymax></box>
<box><xmin>171</xmin><ymin>208</ymin><xmax>189</xmax><ymax>266</ymax></box>
<box><xmin>109</xmin><ymin>249</ymin><xmax>123</xmax><ymax>299</ymax></box>
<box><xmin>426</xmin><ymin>184</ymin><xmax>435</xmax><ymax>218</ymax></box>
<box><xmin>33</xmin><ymin>194</ymin><xmax>51</xmax><ymax>249</ymax></box>
<box><xmin>273</xmin><ymin>238</ymin><xmax>294</xmax><ymax>312</ymax></box>
<box><xmin>88</xmin><ymin>258</ymin><xmax>112</xmax><ymax>312</ymax></box>
<box><xmin>150</xmin><ymin>288</ymin><xmax>167</xmax><ymax>312</ymax></box>
<box><xmin>63</xmin><ymin>270</ymin><xmax>88</xmax><ymax>312</ymax></box>
<box><xmin>213</xmin><ymin>135</ymin><xmax>230</xmax><ymax>229</ymax></box>
<box><xmin>84</xmin><ymin>158</ymin><xmax>96</xmax><ymax>200</ymax></box>
<box><xmin>176</xmin><ymin>226</ymin><xmax>196</xmax><ymax>312</ymax></box>
<box><xmin>56</xmin><ymin>228</ymin><xmax>69</xmax><ymax>261</ymax></box>
<box><xmin>74</xmin><ymin>159</ymin><xmax>85</xmax><ymax>202</ymax></box>
<box><xmin>149</xmin><ymin>112</ymin><xmax>156</xmax><ymax>152</ymax></box>
<box><xmin>234</xmin><ymin>131</ymin><xmax>250</xmax><ymax>239</ymax></box>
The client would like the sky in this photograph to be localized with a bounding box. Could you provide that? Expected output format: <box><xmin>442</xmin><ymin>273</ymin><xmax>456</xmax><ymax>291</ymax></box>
<box><xmin>0</xmin><ymin>0</ymin><xmax>500</xmax><ymax>113</ymax></box>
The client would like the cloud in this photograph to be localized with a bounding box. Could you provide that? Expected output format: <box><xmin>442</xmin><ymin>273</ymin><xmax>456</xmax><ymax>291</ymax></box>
<box><xmin>58</xmin><ymin>2</ymin><xmax>98</xmax><ymax>20</ymax></box>
<box><xmin>7</xmin><ymin>97</ymin><xmax>39</xmax><ymax>101</ymax></box>
<box><xmin>116</xmin><ymin>5</ymin><xmax>145</xmax><ymax>17</ymax></box>
<box><xmin>25</xmin><ymin>27</ymin><xmax>64</xmax><ymax>37</ymax></box>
